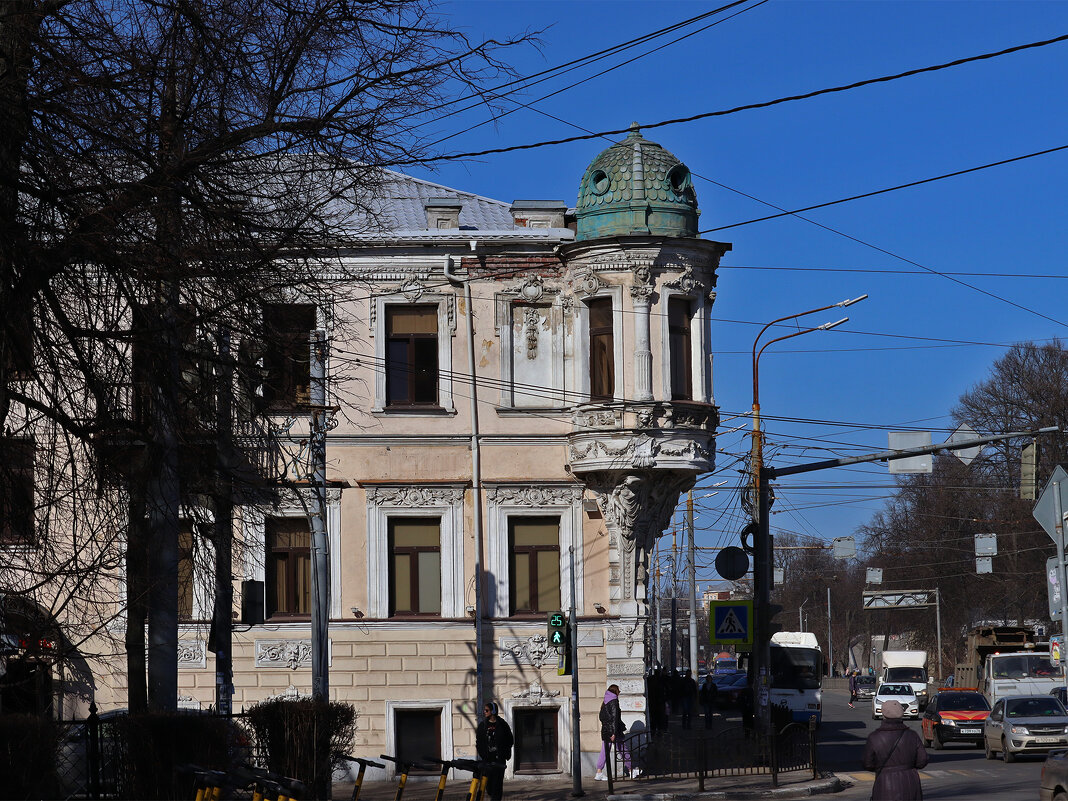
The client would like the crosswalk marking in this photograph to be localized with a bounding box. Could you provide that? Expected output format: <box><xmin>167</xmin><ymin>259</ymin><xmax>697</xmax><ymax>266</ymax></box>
<box><xmin>837</xmin><ymin>768</ymin><xmax>1002</xmax><ymax>783</ymax></box>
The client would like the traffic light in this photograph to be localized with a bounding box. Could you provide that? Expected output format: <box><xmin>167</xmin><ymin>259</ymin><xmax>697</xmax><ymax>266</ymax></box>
<box><xmin>548</xmin><ymin>611</ymin><xmax>572</xmax><ymax>676</ymax></box>
<box><xmin>547</xmin><ymin>611</ymin><xmax>567</xmax><ymax>647</ymax></box>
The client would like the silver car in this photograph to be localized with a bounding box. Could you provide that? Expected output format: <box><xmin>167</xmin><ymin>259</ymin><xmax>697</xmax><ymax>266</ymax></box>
<box><xmin>984</xmin><ymin>695</ymin><xmax>1068</xmax><ymax>762</ymax></box>
<box><xmin>872</xmin><ymin>683</ymin><xmax>919</xmax><ymax>719</ymax></box>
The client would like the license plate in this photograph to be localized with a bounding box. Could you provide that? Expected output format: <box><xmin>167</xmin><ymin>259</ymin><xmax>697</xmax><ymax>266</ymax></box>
<box><xmin>1035</xmin><ymin>737</ymin><xmax>1061</xmax><ymax>743</ymax></box>
<box><xmin>960</xmin><ymin>728</ymin><xmax>981</xmax><ymax>734</ymax></box>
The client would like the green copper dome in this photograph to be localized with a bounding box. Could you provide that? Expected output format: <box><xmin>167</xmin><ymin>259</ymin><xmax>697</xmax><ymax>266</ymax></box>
<box><xmin>575</xmin><ymin>123</ymin><xmax>698</xmax><ymax>241</ymax></box>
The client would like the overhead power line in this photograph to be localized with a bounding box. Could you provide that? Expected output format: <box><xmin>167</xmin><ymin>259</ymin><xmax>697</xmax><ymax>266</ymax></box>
<box><xmin>404</xmin><ymin>32</ymin><xmax>1068</xmax><ymax>164</ymax></box>
<box><xmin>701</xmin><ymin>144</ymin><xmax>1068</xmax><ymax>233</ymax></box>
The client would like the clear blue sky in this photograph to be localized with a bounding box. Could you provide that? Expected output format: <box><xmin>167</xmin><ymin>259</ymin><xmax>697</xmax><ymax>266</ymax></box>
<box><xmin>409</xmin><ymin>0</ymin><xmax>1068</xmax><ymax>588</ymax></box>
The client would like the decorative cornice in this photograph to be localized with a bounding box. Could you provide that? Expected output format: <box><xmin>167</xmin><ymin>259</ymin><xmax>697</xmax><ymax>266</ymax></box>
<box><xmin>512</xmin><ymin>681</ymin><xmax>562</xmax><ymax>707</ymax></box>
<box><xmin>486</xmin><ymin>484</ymin><xmax>584</xmax><ymax>506</ymax></box>
<box><xmin>570</xmin><ymin>269</ymin><xmax>609</xmax><ymax>297</ymax></box>
<box><xmin>366</xmin><ymin>485</ymin><xmax>466</xmax><ymax>508</ymax></box>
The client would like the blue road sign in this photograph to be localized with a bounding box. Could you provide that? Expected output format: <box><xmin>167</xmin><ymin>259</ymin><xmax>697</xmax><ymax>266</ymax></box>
<box><xmin>709</xmin><ymin>601</ymin><xmax>753</xmax><ymax>649</ymax></box>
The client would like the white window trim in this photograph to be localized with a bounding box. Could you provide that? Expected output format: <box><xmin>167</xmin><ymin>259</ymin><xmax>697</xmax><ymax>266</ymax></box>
<box><xmin>242</xmin><ymin>489</ymin><xmax>343</xmax><ymax>620</ymax></box>
<box><xmin>179</xmin><ymin>506</ymin><xmax>216</xmax><ymax>622</ymax></box>
<box><xmin>384</xmin><ymin>700</ymin><xmax>455</xmax><ymax>779</ymax></box>
<box><xmin>573</xmin><ymin>286</ymin><xmax>624</xmax><ymax>402</ymax></box>
<box><xmin>659</xmin><ymin>288</ymin><xmax>710</xmax><ymax>403</ymax></box>
<box><xmin>494</xmin><ymin>295</ymin><xmax>566</xmax><ymax>409</ymax></box>
<box><xmin>501</xmin><ymin>700</ymin><xmax>568</xmax><ymax>778</ymax></box>
<box><xmin>365</xmin><ymin>485</ymin><xmax>466</xmax><ymax>618</ymax></box>
<box><xmin>485</xmin><ymin>484</ymin><xmax>584</xmax><ymax>618</ymax></box>
<box><xmin>371</xmin><ymin>293</ymin><xmax>456</xmax><ymax>413</ymax></box>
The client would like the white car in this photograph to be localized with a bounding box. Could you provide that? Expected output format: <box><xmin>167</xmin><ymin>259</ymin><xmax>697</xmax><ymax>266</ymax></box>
<box><xmin>873</xmin><ymin>683</ymin><xmax>919</xmax><ymax>719</ymax></box>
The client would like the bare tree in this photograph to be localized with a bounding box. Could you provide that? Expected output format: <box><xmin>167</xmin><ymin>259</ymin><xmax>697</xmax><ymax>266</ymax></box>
<box><xmin>1</xmin><ymin>0</ymin><xmax>527</xmax><ymax>711</ymax></box>
<box><xmin>859</xmin><ymin>341</ymin><xmax>1068</xmax><ymax>674</ymax></box>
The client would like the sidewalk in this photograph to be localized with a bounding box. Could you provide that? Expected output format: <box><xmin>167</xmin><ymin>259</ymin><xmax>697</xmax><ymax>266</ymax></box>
<box><xmin>330</xmin><ymin>770</ymin><xmax>843</xmax><ymax>800</ymax></box>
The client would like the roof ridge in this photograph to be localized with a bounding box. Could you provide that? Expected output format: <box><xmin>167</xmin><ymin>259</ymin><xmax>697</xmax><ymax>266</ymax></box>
<box><xmin>378</xmin><ymin>167</ymin><xmax>510</xmax><ymax>208</ymax></box>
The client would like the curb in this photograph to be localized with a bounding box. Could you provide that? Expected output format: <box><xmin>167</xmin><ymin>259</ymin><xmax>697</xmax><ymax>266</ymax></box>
<box><xmin>607</xmin><ymin>774</ymin><xmax>844</xmax><ymax>800</ymax></box>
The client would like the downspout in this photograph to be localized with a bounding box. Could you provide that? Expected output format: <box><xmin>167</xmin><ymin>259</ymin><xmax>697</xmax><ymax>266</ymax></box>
<box><xmin>445</xmin><ymin>248</ymin><xmax>485</xmax><ymax>712</ymax></box>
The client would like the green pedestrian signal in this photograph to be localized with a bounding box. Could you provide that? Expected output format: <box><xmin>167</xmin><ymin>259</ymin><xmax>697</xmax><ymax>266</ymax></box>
<box><xmin>547</xmin><ymin>612</ymin><xmax>567</xmax><ymax>647</ymax></box>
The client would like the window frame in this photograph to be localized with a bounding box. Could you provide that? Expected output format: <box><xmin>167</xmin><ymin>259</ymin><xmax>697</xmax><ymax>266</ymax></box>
<box><xmin>0</xmin><ymin>437</ymin><xmax>35</xmax><ymax>547</ymax></box>
<box><xmin>385</xmin><ymin>305</ymin><xmax>439</xmax><ymax>408</ymax></box>
<box><xmin>387</xmin><ymin>516</ymin><xmax>442</xmax><ymax>618</ymax></box>
<box><xmin>371</xmin><ymin>294</ymin><xmax>456</xmax><ymax>414</ymax></box>
<box><xmin>384</xmin><ymin>700</ymin><xmax>454</xmax><ymax>781</ymax></box>
<box><xmin>485</xmin><ymin>484</ymin><xmax>583</xmax><ymax>619</ymax></box>
<box><xmin>242</xmin><ymin>490</ymin><xmax>342</xmax><ymax>624</ymax></box>
<box><xmin>507</xmin><ymin>516</ymin><xmax>561</xmax><ymax>617</ymax></box>
<box><xmin>587</xmin><ymin>297</ymin><xmax>615</xmax><ymax>402</ymax></box>
<box><xmin>659</xmin><ymin>288</ymin><xmax>710</xmax><ymax>403</ymax></box>
<box><xmin>264</xmin><ymin>515</ymin><xmax>312</xmax><ymax>621</ymax></box>
<box><xmin>668</xmin><ymin>296</ymin><xmax>693</xmax><ymax>400</ymax></box>
<box><xmin>262</xmin><ymin>303</ymin><xmax>318</xmax><ymax>412</ymax></box>
<box><xmin>365</xmin><ymin>485</ymin><xmax>466</xmax><ymax>618</ymax></box>
<box><xmin>573</xmin><ymin>286</ymin><xmax>623</xmax><ymax>404</ymax></box>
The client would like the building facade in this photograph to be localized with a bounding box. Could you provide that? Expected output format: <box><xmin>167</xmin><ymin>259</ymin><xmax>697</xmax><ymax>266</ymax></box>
<box><xmin>1</xmin><ymin>126</ymin><xmax>729</xmax><ymax>781</ymax></box>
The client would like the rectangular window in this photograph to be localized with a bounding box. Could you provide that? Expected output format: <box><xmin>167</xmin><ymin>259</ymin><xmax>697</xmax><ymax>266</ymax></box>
<box><xmin>514</xmin><ymin>708</ymin><xmax>558</xmax><ymax>771</ymax></box>
<box><xmin>4</xmin><ymin>308</ymin><xmax>34</xmax><ymax>380</ymax></box>
<box><xmin>178</xmin><ymin>521</ymin><xmax>195</xmax><ymax>621</ymax></box>
<box><xmin>668</xmin><ymin>297</ymin><xmax>693</xmax><ymax>400</ymax></box>
<box><xmin>395</xmin><ymin>709</ymin><xmax>440</xmax><ymax>773</ymax></box>
<box><xmin>386</xmin><ymin>305</ymin><xmax>438</xmax><ymax>407</ymax></box>
<box><xmin>509</xmin><ymin>517</ymin><xmax>560</xmax><ymax>615</ymax></box>
<box><xmin>389</xmin><ymin>518</ymin><xmax>441</xmax><ymax>616</ymax></box>
<box><xmin>265</xmin><ymin>517</ymin><xmax>311</xmax><ymax>619</ymax></box>
<box><xmin>588</xmin><ymin>298</ymin><xmax>614</xmax><ymax>401</ymax></box>
<box><xmin>263</xmin><ymin>304</ymin><xmax>316</xmax><ymax>410</ymax></box>
<box><xmin>0</xmin><ymin>437</ymin><xmax>34</xmax><ymax>546</ymax></box>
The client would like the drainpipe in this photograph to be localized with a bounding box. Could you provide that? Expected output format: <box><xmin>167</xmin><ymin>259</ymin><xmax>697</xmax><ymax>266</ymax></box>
<box><xmin>445</xmin><ymin>249</ymin><xmax>485</xmax><ymax>712</ymax></box>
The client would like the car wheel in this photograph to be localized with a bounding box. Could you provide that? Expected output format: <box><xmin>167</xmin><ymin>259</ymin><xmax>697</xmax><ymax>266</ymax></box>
<box><xmin>931</xmin><ymin>730</ymin><xmax>943</xmax><ymax>750</ymax></box>
<box><xmin>1002</xmin><ymin>739</ymin><xmax>1015</xmax><ymax>763</ymax></box>
<box><xmin>984</xmin><ymin>738</ymin><xmax>995</xmax><ymax>760</ymax></box>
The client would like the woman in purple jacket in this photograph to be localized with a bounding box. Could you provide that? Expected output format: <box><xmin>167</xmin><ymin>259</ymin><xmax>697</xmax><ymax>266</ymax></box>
<box><xmin>862</xmin><ymin>700</ymin><xmax>928</xmax><ymax>800</ymax></box>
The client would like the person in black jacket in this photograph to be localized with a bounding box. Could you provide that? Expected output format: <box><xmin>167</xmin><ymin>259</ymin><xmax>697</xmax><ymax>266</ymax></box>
<box><xmin>476</xmin><ymin>701</ymin><xmax>513</xmax><ymax>801</ymax></box>
<box><xmin>862</xmin><ymin>699</ymin><xmax>928</xmax><ymax>800</ymax></box>
<box><xmin>595</xmin><ymin>684</ymin><xmax>639</xmax><ymax>780</ymax></box>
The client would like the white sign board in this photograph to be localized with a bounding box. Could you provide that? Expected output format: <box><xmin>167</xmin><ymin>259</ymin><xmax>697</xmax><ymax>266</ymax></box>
<box><xmin>888</xmin><ymin>432</ymin><xmax>933</xmax><ymax>474</ymax></box>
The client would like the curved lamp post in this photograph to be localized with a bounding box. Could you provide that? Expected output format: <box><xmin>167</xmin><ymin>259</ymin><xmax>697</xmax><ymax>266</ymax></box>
<box><xmin>750</xmin><ymin>294</ymin><xmax>866</xmax><ymax>734</ymax></box>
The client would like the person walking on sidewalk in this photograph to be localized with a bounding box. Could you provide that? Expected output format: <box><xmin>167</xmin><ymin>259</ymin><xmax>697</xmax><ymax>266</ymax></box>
<box><xmin>476</xmin><ymin>701</ymin><xmax>513</xmax><ymax>801</ymax></box>
<box><xmin>862</xmin><ymin>699</ymin><xmax>928</xmax><ymax>801</ymax></box>
<box><xmin>595</xmin><ymin>684</ymin><xmax>640</xmax><ymax>781</ymax></box>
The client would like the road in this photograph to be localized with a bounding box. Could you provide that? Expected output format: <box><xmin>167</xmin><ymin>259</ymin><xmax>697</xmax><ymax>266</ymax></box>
<box><xmin>818</xmin><ymin>687</ymin><xmax>1045</xmax><ymax>800</ymax></box>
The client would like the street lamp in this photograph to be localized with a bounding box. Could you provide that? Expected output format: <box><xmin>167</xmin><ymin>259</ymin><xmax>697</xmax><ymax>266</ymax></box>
<box><xmin>750</xmin><ymin>294</ymin><xmax>866</xmax><ymax>734</ymax></box>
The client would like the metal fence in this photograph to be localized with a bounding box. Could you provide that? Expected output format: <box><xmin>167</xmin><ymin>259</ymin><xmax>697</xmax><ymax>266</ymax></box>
<box><xmin>608</xmin><ymin>717</ymin><xmax>819</xmax><ymax>793</ymax></box>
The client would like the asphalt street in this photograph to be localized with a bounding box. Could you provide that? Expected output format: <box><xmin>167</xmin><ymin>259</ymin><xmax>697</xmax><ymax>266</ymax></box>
<box><xmin>819</xmin><ymin>686</ymin><xmax>1045</xmax><ymax>800</ymax></box>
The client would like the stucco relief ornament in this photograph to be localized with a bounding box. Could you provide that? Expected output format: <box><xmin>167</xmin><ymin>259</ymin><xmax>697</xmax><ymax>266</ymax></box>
<box><xmin>369</xmin><ymin>486</ymin><xmax>463</xmax><ymax>507</ymax></box>
<box><xmin>631</xmin><ymin>434</ymin><xmax>658</xmax><ymax>469</ymax></box>
<box><xmin>510</xmin><ymin>634</ymin><xmax>552</xmax><ymax>668</ymax></box>
<box><xmin>517</xmin><ymin>275</ymin><xmax>545</xmax><ymax>302</ymax></box>
<box><xmin>524</xmin><ymin>307</ymin><xmax>540</xmax><ymax>359</ymax></box>
<box><xmin>489</xmin><ymin>485</ymin><xmax>581</xmax><ymax>507</ymax></box>
<box><xmin>399</xmin><ymin>279</ymin><xmax>426</xmax><ymax>302</ymax></box>
<box><xmin>177</xmin><ymin>640</ymin><xmax>206</xmax><ymax>668</ymax></box>
<box><xmin>512</xmin><ymin>681</ymin><xmax>561</xmax><ymax>706</ymax></box>
<box><xmin>256</xmin><ymin>640</ymin><xmax>312</xmax><ymax>670</ymax></box>
<box><xmin>665</xmin><ymin>264</ymin><xmax>700</xmax><ymax>295</ymax></box>
<box><xmin>572</xmin><ymin>269</ymin><xmax>607</xmax><ymax>297</ymax></box>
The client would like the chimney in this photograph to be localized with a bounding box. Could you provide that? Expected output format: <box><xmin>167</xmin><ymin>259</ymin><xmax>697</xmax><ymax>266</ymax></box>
<box><xmin>425</xmin><ymin>198</ymin><xmax>463</xmax><ymax>229</ymax></box>
<box><xmin>510</xmin><ymin>200</ymin><xmax>567</xmax><ymax>229</ymax></box>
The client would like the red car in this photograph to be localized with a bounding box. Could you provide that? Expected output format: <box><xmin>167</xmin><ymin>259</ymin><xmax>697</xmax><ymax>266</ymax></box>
<box><xmin>921</xmin><ymin>689</ymin><xmax>990</xmax><ymax>749</ymax></box>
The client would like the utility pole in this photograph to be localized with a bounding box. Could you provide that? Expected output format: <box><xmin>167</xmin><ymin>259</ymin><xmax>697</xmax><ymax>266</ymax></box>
<box><xmin>309</xmin><ymin>329</ymin><xmax>330</xmax><ymax>703</ymax></box>
<box><xmin>826</xmin><ymin>585</ymin><xmax>833</xmax><ymax>678</ymax></box>
<box><xmin>569</xmin><ymin>547</ymin><xmax>583</xmax><ymax>797</ymax></box>
<box><xmin>687</xmin><ymin>491</ymin><xmax>698</xmax><ymax>676</ymax></box>
<box><xmin>212</xmin><ymin>331</ymin><xmax>234</xmax><ymax>715</ymax></box>
<box><xmin>670</xmin><ymin>528</ymin><xmax>677</xmax><ymax>675</ymax></box>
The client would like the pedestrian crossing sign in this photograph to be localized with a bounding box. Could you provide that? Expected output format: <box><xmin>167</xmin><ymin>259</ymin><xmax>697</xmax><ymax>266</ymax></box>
<box><xmin>709</xmin><ymin>601</ymin><xmax>753</xmax><ymax>649</ymax></box>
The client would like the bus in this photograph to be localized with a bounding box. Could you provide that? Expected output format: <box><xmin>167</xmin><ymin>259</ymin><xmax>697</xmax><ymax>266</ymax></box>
<box><xmin>770</xmin><ymin>631</ymin><xmax>823</xmax><ymax>725</ymax></box>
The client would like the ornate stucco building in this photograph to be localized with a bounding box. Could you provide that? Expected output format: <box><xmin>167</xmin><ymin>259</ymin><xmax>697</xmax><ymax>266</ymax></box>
<box><xmin>1</xmin><ymin>126</ymin><xmax>729</xmax><ymax>782</ymax></box>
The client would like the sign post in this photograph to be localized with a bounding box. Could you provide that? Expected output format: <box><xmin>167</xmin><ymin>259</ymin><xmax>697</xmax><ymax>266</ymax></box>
<box><xmin>1034</xmin><ymin>466</ymin><xmax>1068</xmax><ymax>687</ymax></box>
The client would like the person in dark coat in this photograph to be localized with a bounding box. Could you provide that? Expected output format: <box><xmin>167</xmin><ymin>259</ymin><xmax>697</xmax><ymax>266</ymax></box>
<box><xmin>699</xmin><ymin>673</ymin><xmax>717</xmax><ymax>728</ymax></box>
<box><xmin>476</xmin><ymin>701</ymin><xmax>513</xmax><ymax>801</ymax></box>
<box><xmin>595</xmin><ymin>684</ymin><xmax>637</xmax><ymax>780</ymax></box>
<box><xmin>848</xmin><ymin>670</ymin><xmax>858</xmax><ymax>708</ymax></box>
<box><xmin>862</xmin><ymin>699</ymin><xmax>928</xmax><ymax>801</ymax></box>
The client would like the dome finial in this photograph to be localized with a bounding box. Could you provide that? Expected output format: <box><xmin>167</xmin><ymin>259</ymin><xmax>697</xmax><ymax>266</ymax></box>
<box><xmin>627</xmin><ymin>121</ymin><xmax>641</xmax><ymax>138</ymax></box>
